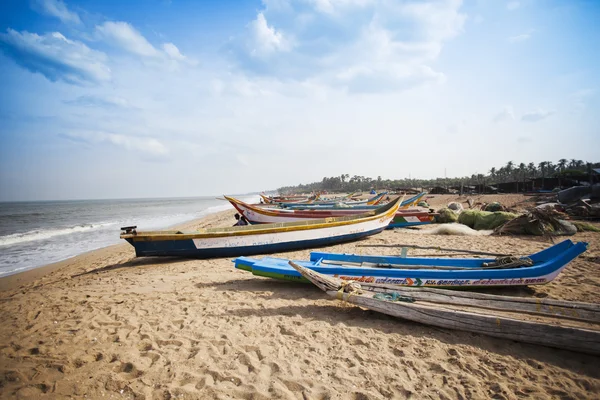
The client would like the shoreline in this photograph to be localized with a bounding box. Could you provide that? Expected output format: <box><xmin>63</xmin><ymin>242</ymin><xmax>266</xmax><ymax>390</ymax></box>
<box><xmin>0</xmin><ymin>208</ymin><xmax>237</xmax><ymax>292</ymax></box>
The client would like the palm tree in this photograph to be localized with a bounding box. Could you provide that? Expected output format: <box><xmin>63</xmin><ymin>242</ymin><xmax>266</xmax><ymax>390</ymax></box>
<box><xmin>518</xmin><ymin>163</ymin><xmax>526</xmax><ymax>192</ymax></box>
<box><xmin>558</xmin><ymin>159</ymin><xmax>568</xmax><ymax>172</ymax></box>
<box><xmin>489</xmin><ymin>167</ymin><xmax>496</xmax><ymax>183</ymax></box>
<box><xmin>497</xmin><ymin>166</ymin><xmax>506</xmax><ymax>183</ymax></box>
<box><xmin>527</xmin><ymin>162</ymin><xmax>536</xmax><ymax>178</ymax></box>
<box><xmin>538</xmin><ymin>161</ymin><xmax>552</xmax><ymax>189</ymax></box>
<box><xmin>569</xmin><ymin>159</ymin><xmax>577</xmax><ymax>169</ymax></box>
<box><xmin>505</xmin><ymin>161</ymin><xmax>514</xmax><ymax>180</ymax></box>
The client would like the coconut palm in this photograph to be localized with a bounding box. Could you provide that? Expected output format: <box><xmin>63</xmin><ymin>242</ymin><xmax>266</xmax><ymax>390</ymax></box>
<box><xmin>558</xmin><ymin>159</ymin><xmax>568</xmax><ymax>172</ymax></box>
<box><xmin>489</xmin><ymin>167</ymin><xmax>497</xmax><ymax>183</ymax></box>
<box><xmin>527</xmin><ymin>162</ymin><xmax>536</xmax><ymax>178</ymax></box>
<box><xmin>518</xmin><ymin>163</ymin><xmax>526</xmax><ymax>192</ymax></box>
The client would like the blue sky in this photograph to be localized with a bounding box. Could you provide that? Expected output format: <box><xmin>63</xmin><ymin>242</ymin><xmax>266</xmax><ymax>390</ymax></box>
<box><xmin>0</xmin><ymin>0</ymin><xmax>598</xmax><ymax>201</ymax></box>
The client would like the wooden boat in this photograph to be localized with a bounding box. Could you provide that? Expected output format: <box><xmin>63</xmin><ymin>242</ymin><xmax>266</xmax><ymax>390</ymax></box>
<box><xmin>289</xmin><ymin>261</ymin><xmax>600</xmax><ymax>355</ymax></box>
<box><xmin>119</xmin><ymin>196</ymin><xmax>402</xmax><ymax>258</ymax></box>
<box><xmin>234</xmin><ymin>240</ymin><xmax>587</xmax><ymax>287</ymax></box>
<box><xmin>260</xmin><ymin>193</ymin><xmax>315</xmax><ymax>204</ymax></box>
<box><xmin>226</xmin><ymin>196</ymin><xmax>435</xmax><ymax>227</ymax></box>
<box><xmin>276</xmin><ymin>192</ymin><xmax>388</xmax><ymax>208</ymax></box>
<box><xmin>388</xmin><ymin>209</ymin><xmax>437</xmax><ymax>228</ymax></box>
<box><xmin>283</xmin><ymin>192</ymin><xmax>425</xmax><ymax>210</ymax></box>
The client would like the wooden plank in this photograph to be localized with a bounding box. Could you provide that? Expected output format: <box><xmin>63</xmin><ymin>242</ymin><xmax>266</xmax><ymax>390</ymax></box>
<box><xmin>330</xmin><ymin>290</ymin><xmax>600</xmax><ymax>356</ymax></box>
<box><xmin>356</xmin><ymin>283</ymin><xmax>600</xmax><ymax>323</ymax></box>
<box><xmin>288</xmin><ymin>261</ymin><xmax>600</xmax><ymax>355</ymax></box>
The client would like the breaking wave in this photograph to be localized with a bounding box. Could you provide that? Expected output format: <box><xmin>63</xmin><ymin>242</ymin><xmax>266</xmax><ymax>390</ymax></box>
<box><xmin>0</xmin><ymin>223</ymin><xmax>115</xmax><ymax>247</ymax></box>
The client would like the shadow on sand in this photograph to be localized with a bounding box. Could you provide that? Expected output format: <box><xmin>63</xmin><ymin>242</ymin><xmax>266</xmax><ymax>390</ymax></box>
<box><xmin>71</xmin><ymin>256</ymin><xmax>191</xmax><ymax>278</ymax></box>
<box><xmin>201</xmin><ymin>276</ymin><xmax>600</xmax><ymax>378</ymax></box>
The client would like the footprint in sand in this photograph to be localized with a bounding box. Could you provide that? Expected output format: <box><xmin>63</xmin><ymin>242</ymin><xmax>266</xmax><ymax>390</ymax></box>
<box><xmin>156</xmin><ymin>339</ymin><xmax>183</xmax><ymax>348</ymax></box>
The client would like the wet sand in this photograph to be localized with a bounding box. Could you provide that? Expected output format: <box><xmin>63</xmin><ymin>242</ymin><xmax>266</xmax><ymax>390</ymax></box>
<box><xmin>1</xmin><ymin>194</ymin><xmax>599</xmax><ymax>399</ymax></box>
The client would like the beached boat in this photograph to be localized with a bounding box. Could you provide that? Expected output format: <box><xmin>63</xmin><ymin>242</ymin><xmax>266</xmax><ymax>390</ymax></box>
<box><xmin>234</xmin><ymin>240</ymin><xmax>587</xmax><ymax>287</ymax></box>
<box><xmin>388</xmin><ymin>209</ymin><xmax>437</xmax><ymax>228</ymax></box>
<box><xmin>225</xmin><ymin>196</ymin><xmax>436</xmax><ymax>227</ymax></box>
<box><xmin>260</xmin><ymin>194</ymin><xmax>315</xmax><ymax>204</ymax></box>
<box><xmin>119</xmin><ymin>196</ymin><xmax>402</xmax><ymax>258</ymax></box>
<box><xmin>276</xmin><ymin>192</ymin><xmax>388</xmax><ymax>208</ymax></box>
<box><xmin>283</xmin><ymin>192</ymin><xmax>425</xmax><ymax>210</ymax></box>
<box><xmin>289</xmin><ymin>261</ymin><xmax>600</xmax><ymax>355</ymax></box>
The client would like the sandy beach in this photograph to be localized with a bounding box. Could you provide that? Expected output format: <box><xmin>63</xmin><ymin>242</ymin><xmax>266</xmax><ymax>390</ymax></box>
<box><xmin>1</xmin><ymin>194</ymin><xmax>599</xmax><ymax>399</ymax></box>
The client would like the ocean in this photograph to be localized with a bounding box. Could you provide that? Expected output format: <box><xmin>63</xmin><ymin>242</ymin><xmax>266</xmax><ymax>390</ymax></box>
<box><xmin>0</xmin><ymin>194</ymin><xmax>260</xmax><ymax>277</ymax></box>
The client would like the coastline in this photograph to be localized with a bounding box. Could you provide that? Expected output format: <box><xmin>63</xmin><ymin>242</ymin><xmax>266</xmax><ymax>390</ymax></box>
<box><xmin>0</xmin><ymin>195</ymin><xmax>598</xmax><ymax>398</ymax></box>
<box><xmin>0</xmin><ymin>208</ymin><xmax>237</xmax><ymax>292</ymax></box>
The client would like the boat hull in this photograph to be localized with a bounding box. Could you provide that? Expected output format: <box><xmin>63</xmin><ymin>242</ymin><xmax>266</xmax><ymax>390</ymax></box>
<box><xmin>121</xmin><ymin>196</ymin><xmax>402</xmax><ymax>258</ymax></box>
<box><xmin>126</xmin><ymin>226</ymin><xmax>386</xmax><ymax>258</ymax></box>
<box><xmin>228</xmin><ymin>195</ymin><xmax>434</xmax><ymax>227</ymax></box>
<box><xmin>234</xmin><ymin>240</ymin><xmax>587</xmax><ymax>288</ymax></box>
<box><xmin>388</xmin><ymin>212</ymin><xmax>436</xmax><ymax>228</ymax></box>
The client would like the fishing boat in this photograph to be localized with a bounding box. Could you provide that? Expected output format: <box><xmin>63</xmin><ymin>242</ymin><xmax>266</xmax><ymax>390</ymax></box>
<box><xmin>283</xmin><ymin>192</ymin><xmax>425</xmax><ymax>210</ymax></box>
<box><xmin>119</xmin><ymin>196</ymin><xmax>402</xmax><ymax>258</ymax></box>
<box><xmin>260</xmin><ymin>193</ymin><xmax>316</xmax><ymax>204</ymax></box>
<box><xmin>276</xmin><ymin>192</ymin><xmax>388</xmax><ymax>208</ymax></box>
<box><xmin>225</xmin><ymin>196</ymin><xmax>436</xmax><ymax>228</ymax></box>
<box><xmin>234</xmin><ymin>240</ymin><xmax>587</xmax><ymax>287</ymax></box>
<box><xmin>387</xmin><ymin>209</ymin><xmax>437</xmax><ymax>228</ymax></box>
<box><xmin>289</xmin><ymin>261</ymin><xmax>600</xmax><ymax>355</ymax></box>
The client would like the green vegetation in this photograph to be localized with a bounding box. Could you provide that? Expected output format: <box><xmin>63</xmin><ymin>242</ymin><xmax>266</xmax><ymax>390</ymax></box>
<box><xmin>278</xmin><ymin>160</ymin><xmax>599</xmax><ymax>194</ymax></box>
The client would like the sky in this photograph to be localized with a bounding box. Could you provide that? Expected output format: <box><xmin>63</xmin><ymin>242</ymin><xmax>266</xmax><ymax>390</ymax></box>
<box><xmin>0</xmin><ymin>0</ymin><xmax>598</xmax><ymax>201</ymax></box>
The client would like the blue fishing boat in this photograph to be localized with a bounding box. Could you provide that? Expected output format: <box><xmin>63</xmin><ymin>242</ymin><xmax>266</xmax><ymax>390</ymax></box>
<box><xmin>234</xmin><ymin>240</ymin><xmax>587</xmax><ymax>288</ymax></box>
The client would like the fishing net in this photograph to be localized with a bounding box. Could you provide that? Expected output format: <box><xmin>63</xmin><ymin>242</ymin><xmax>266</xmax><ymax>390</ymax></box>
<box><xmin>436</xmin><ymin>208</ymin><xmax>459</xmax><ymax>223</ymax></box>
<box><xmin>572</xmin><ymin>221</ymin><xmax>600</xmax><ymax>232</ymax></box>
<box><xmin>484</xmin><ymin>202</ymin><xmax>504</xmax><ymax>212</ymax></box>
<box><xmin>494</xmin><ymin>208</ymin><xmax>577</xmax><ymax>236</ymax></box>
<box><xmin>448</xmin><ymin>202</ymin><xmax>463</xmax><ymax>212</ymax></box>
<box><xmin>418</xmin><ymin>201</ymin><xmax>430</xmax><ymax>207</ymax></box>
<box><xmin>458</xmin><ymin>210</ymin><xmax>518</xmax><ymax>230</ymax></box>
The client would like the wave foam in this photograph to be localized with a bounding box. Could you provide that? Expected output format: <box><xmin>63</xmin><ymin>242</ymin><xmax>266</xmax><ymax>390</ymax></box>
<box><xmin>0</xmin><ymin>223</ymin><xmax>115</xmax><ymax>247</ymax></box>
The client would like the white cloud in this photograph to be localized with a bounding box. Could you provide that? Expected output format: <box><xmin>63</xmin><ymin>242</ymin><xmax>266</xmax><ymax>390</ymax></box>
<box><xmin>0</xmin><ymin>29</ymin><xmax>110</xmax><ymax>85</ymax></box>
<box><xmin>66</xmin><ymin>131</ymin><xmax>170</xmax><ymax>158</ymax></box>
<box><xmin>493</xmin><ymin>106</ymin><xmax>515</xmax><ymax>122</ymax></box>
<box><xmin>248</xmin><ymin>13</ymin><xmax>291</xmax><ymax>56</ymax></box>
<box><xmin>233</xmin><ymin>0</ymin><xmax>466</xmax><ymax>93</ymax></box>
<box><xmin>32</xmin><ymin>0</ymin><xmax>81</xmax><ymax>24</ymax></box>
<box><xmin>521</xmin><ymin>108</ymin><xmax>555</xmax><ymax>122</ymax></box>
<box><xmin>162</xmin><ymin>43</ymin><xmax>185</xmax><ymax>60</ymax></box>
<box><xmin>64</xmin><ymin>95</ymin><xmax>130</xmax><ymax>108</ymax></box>
<box><xmin>509</xmin><ymin>33</ymin><xmax>530</xmax><ymax>42</ymax></box>
<box><xmin>509</xmin><ymin>29</ymin><xmax>533</xmax><ymax>43</ymax></box>
<box><xmin>96</xmin><ymin>21</ymin><xmax>161</xmax><ymax>58</ymax></box>
<box><xmin>309</xmin><ymin>0</ymin><xmax>373</xmax><ymax>14</ymax></box>
<box><xmin>507</xmin><ymin>1</ymin><xmax>520</xmax><ymax>11</ymax></box>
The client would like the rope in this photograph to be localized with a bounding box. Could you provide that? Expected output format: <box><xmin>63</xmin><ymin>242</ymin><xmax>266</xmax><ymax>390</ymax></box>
<box><xmin>336</xmin><ymin>280</ymin><xmax>362</xmax><ymax>301</ymax></box>
<box><xmin>482</xmin><ymin>256</ymin><xmax>534</xmax><ymax>269</ymax></box>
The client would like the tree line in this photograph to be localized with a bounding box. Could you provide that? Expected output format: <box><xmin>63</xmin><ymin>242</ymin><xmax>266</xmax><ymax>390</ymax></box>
<box><xmin>277</xmin><ymin>159</ymin><xmax>599</xmax><ymax>194</ymax></box>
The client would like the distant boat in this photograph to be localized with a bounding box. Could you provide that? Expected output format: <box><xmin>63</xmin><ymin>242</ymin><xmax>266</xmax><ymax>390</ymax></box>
<box><xmin>283</xmin><ymin>192</ymin><xmax>425</xmax><ymax>210</ymax></box>
<box><xmin>234</xmin><ymin>240</ymin><xmax>587</xmax><ymax>288</ymax></box>
<box><xmin>120</xmin><ymin>196</ymin><xmax>402</xmax><ymax>258</ymax></box>
<box><xmin>276</xmin><ymin>192</ymin><xmax>388</xmax><ymax>208</ymax></box>
<box><xmin>225</xmin><ymin>195</ymin><xmax>436</xmax><ymax>228</ymax></box>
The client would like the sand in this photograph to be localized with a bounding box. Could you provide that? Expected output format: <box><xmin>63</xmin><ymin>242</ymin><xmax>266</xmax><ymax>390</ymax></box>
<box><xmin>1</xmin><ymin>194</ymin><xmax>599</xmax><ymax>399</ymax></box>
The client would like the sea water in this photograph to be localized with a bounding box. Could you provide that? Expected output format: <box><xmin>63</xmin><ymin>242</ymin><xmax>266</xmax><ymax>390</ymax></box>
<box><xmin>0</xmin><ymin>195</ymin><xmax>260</xmax><ymax>277</ymax></box>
